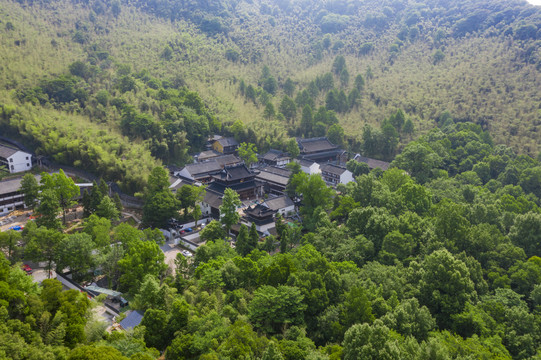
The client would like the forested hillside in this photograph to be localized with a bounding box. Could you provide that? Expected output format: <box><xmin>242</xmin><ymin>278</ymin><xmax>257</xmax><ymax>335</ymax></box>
<box><xmin>0</xmin><ymin>0</ymin><xmax>540</xmax><ymax>191</ymax></box>
<box><xmin>3</xmin><ymin>121</ymin><xmax>541</xmax><ymax>359</ymax></box>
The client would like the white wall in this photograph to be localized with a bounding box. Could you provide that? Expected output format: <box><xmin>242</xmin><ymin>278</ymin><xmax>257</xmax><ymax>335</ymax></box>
<box><xmin>7</xmin><ymin>151</ymin><xmax>32</xmax><ymax>173</ymax></box>
<box><xmin>176</xmin><ymin>167</ymin><xmax>194</xmax><ymax>180</ymax></box>
<box><xmin>340</xmin><ymin>170</ymin><xmax>355</xmax><ymax>185</ymax></box>
<box><xmin>277</xmin><ymin>205</ymin><xmax>295</xmax><ymax>216</ymax></box>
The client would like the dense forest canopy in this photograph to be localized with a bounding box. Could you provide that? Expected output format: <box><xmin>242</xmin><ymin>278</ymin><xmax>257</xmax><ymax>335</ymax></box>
<box><xmin>2</xmin><ymin>0</ymin><xmax>541</xmax><ymax>358</ymax></box>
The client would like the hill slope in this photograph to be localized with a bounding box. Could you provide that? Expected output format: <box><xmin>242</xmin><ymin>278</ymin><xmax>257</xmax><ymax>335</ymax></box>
<box><xmin>0</xmin><ymin>0</ymin><xmax>540</xmax><ymax>188</ymax></box>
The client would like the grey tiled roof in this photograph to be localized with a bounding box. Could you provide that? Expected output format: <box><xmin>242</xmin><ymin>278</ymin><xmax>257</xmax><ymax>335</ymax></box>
<box><xmin>185</xmin><ymin>162</ymin><xmax>223</xmax><ymax>177</ymax></box>
<box><xmin>203</xmin><ymin>191</ymin><xmax>223</xmax><ymax>208</ymax></box>
<box><xmin>0</xmin><ymin>174</ymin><xmax>41</xmax><ymax>196</ymax></box>
<box><xmin>320</xmin><ymin>163</ymin><xmax>348</xmax><ymax>176</ymax></box>
<box><xmin>0</xmin><ymin>145</ymin><xmax>19</xmax><ymax>159</ymax></box>
<box><xmin>119</xmin><ymin>310</ymin><xmax>144</xmax><ymax>330</ymax></box>
<box><xmin>354</xmin><ymin>155</ymin><xmax>391</xmax><ymax>171</ymax></box>
<box><xmin>216</xmin><ymin>137</ymin><xmax>239</xmax><ymax>147</ymax></box>
<box><xmin>264</xmin><ymin>196</ymin><xmax>294</xmax><ymax>211</ymax></box>
<box><xmin>256</xmin><ymin>170</ymin><xmax>289</xmax><ymax>187</ymax></box>
<box><xmin>261</xmin><ymin>149</ymin><xmax>290</xmax><ymax>162</ymax></box>
<box><xmin>297</xmin><ymin>137</ymin><xmax>338</xmax><ymax>153</ymax></box>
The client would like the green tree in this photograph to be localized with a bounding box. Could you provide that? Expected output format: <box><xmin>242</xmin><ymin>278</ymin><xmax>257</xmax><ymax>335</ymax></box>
<box><xmin>340</xmin><ymin>286</ymin><xmax>375</xmax><ymax>329</ymax></box>
<box><xmin>20</xmin><ymin>173</ymin><xmax>39</xmax><ymax>209</ymax></box>
<box><xmin>200</xmin><ymin>220</ymin><xmax>225</xmax><ymax>241</ymax></box>
<box><xmin>141</xmin><ymin>309</ymin><xmax>170</xmax><ymax>350</ymax></box>
<box><xmin>283</xmin><ymin>78</ymin><xmax>295</xmax><ymax>97</ymax></box>
<box><xmin>249</xmin><ymin>285</ymin><xmax>307</xmax><ymax>334</ymax></box>
<box><xmin>286</xmin><ymin>138</ymin><xmax>300</xmax><ymax>158</ymax></box>
<box><xmin>354</xmin><ymin>74</ymin><xmax>365</xmax><ymax>91</ymax></box>
<box><xmin>332</xmin><ymin>55</ymin><xmax>346</xmax><ymax>75</ymax></box>
<box><xmin>300</xmin><ymin>105</ymin><xmax>313</xmax><ymax>137</ymax></box>
<box><xmin>418</xmin><ymin>249</ymin><xmax>476</xmax><ymax>328</ymax></box>
<box><xmin>296</xmin><ymin>174</ymin><xmax>333</xmax><ymax>231</ymax></box>
<box><xmin>118</xmin><ymin>239</ymin><xmax>167</xmax><ymax>293</ymax></box>
<box><xmin>96</xmin><ymin>196</ymin><xmax>120</xmax><ymax>221</ymax></box>
<box><xmin>83</xmin><ymin>214</ymin><xmax>111</xmax><ymax>247</ymax></box>
<box><xmin>113</xmin><ymin>193</ymin><xmax>123</xmax><ymax>213</ymax></box>
<box><xmin>327</xmin><ymin>124</ymin><xmax>344</xmax><ymax>146</ymax></box>
<box><xmin>264</xmin><ymin>102</ymin><xmax>276</xmax><ymax>119</ymax></box>
<box><xmin>41</xmin><ymin>170</ymin><xmax>80</xmax><ymax>224</ymax></box>
<box><xmin>220</xmin><ymin>188</ymin><xmax>241</xmax><ymax>236</ymax></box>
<box><xmin>343</xmin><ymin>321</ymin><xmax>405</xmax><ymax>360</ymax></box>
<box><xmin>261</xmin><ymin>341</ymin><xmax>284</xmax><ymax>360</ymax></box>
<box><xmin>35</xmin><ymin>189</ymin><xmax>61</xmax><ymax>229</ymax></box>
<box><xmin>143</xmin><ymin>190</ymin><xmax>179</xmax><ymax>228</ymax></box>
<box><xmin>238</xmin><ymin>142</ymin><xmax>258</xmax><ymax>167</ymax></box>
<box><xmin>381</xmin><ymin>298</ymin><xmax>435</xmax><ymax>340</ymax></box>
<box><xmin>508</xmin><ymin>212</ymin><xmax>541</xmax><ymax>258</ymax></box>
<box><xmin>24</xmin><ymin>222</ymin><xmax>64</xmax><ymax>276</ymax></box>
<box><xmin>0</xmin><ymin>230</ymin><xmax>22</xmax><ymax>263</ymax></box>
<box><xmin>56</xmin><ymin>233</ymin><xmax>95</xmax><ymax>281</ymax></box>
<box><xmin>279</xmin><ymin>96</ymin><xmax>297</xmax><ymax>123</ymax></box>
<box><xmin>235</xmin><ymin>224</ymin><xmax>250</xmax><ymax>256</ymax></box>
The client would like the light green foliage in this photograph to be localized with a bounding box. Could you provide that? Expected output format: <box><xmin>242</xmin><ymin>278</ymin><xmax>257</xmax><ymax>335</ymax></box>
<box><xmin>295</xmin><ymin>173</ymin><xmax>334</xmax><ymax>231</ymax></box>
<box><xmin>56</xmin><ymin>233</ymin><xmax>95</xmax><ymax>281</ymax></box>
<box><xmin>20</xmin><ymin>173</ymin><xmax>39</xmax><ymax>209</ymax></box>
<box><xmin>508</xmin><ymin>212</ymin><xmax>541</xmax><ymax>258</ymax></box>
<box><xmin>0</xmin><ymin>230</ymin><xmax>22</xmax><ymax>263</ymax></box>
<box><xmin>24</xmin><ymin>222</ymin><xmax>64</xmax><ymax>275</ymax></box>
<box><xmin>35</xmin><ymin>188</ymin><xmax>62</xmax><ymax>229</ymax></box>
<box><xmin>238</xmin><ymin>142</ymin><xmax>258</xmax><ymax>166</ymax></box>
<box><xmin>220</xmin><ymin>188</ymin><xmax>241</xmax><ymax>235</ymax></box>
<box><xmin>96</xmin><ymin>196</ymin><xmax>120</xmax><ymax>221</ymax></box>
<box><xmin>199</xmin><ymin>220</ymin><xmax>225</xmax><ymax>242</ymax></box>
<box><xmin>381</xmin><ymin>298</ymin><xmax>435</xmax><ymax>340</ymax></box>
<box><xmin>249</xmin><ymin>285</ymin><xmax>307</xmax><ymax>334</ymax></box>
<box><xmin>83</xmin><ymin>214</ymin><xmax>111</xmax><ymax>247</ymax></box>
<box><xmin>118</xmin><ymin>239</ymin><xmax>167</xmax><ymax>294</ymax></box>
<box><xmin>40</xmin><ymin>170</ymin><xmax>80</xmax><ymax>224</ymax></box>
<box><xmin>418</xmin><ymin>250</ymin><xmax>476</xmax><ymax>328</ymax></box>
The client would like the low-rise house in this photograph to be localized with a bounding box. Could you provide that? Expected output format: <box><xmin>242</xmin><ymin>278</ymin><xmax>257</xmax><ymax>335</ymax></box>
<box><xmin>353</xmin><ymin>154</ymin><xmax>391</xmax><ymax>171</ymax></box>
<box><xmin>200</xmin><ymin>191</ymin><xmax>223</xmax><ymax>219</ymax></box>
<box><xmin>176</xmin><ymin>162</ymin><xmax>223</xmax><ymax>183</ymax></box>
<box><xmin>0</xmin><ymin>175</ymin><xmax>41</xmax><ymax>216</ymax></box>
<box><xmin>264</xmin><ymin>195</ymin><xmax>295</xmax><ymax>217</ymax></box>
<box><xmin>175</xmin><ymin>154</ymin><xmax>241</xmax><ymax>183</ymax></box>
<box><xmin>297</xmin><ymin>159</ymin><xmax>321</xmax><ymax>175</ymax></box>
<box><xmin>118</xmin><ymin>310</ymin><xmax>144</xmax><ymax>331</ymax></box>
<box><xmin>255</xmin><ymin>166</ymin><xmax>291</xmax><ymax>195</ymax></box>
<box><xmin>297</xmin><ymin>137</ymin><xmax>344</xmax><ymax>164</ymax></box>
<box><xmin>196</xmin><ymin>150</ymin><xmax>221</xmax><ymax>162</ymax></box>
<box><xmin>260</xmin><ymin>149</ymin><xmax>291</xmax><ymax>166</ymax></box>
<box><xmin>0</xmin><ymin>145</ymin><xmax>32</xmax><ymax>173</ymax></box>
<box><xmin>244</xmin><ymin>204</ymin><xmax>276</xmax><ymax>232</ymax></box>
<box><xmin>320</xmin><ymin>163</ymin><xmax>354</xmax><ymax>186</ymax></box>
<box><xmin>212</xmin><ymin>137</ymin><xmax>239</xmax><ymax>155</ymax></box>
<box><xmin>207</xmin><ymin>163</ymin><xmax>262</xmax><ymax>200</ymax></box>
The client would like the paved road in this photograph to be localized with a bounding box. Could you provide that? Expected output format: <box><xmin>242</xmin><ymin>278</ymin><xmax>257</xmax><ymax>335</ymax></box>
<box><xmin>160</xmin><ymin>240</ymin><xmax>182</xmax><ymax>274</ymax></box>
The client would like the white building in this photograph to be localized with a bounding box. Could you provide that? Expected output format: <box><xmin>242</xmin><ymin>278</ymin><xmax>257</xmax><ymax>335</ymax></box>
<box><xmin>296</xmin><ymin>159</ymin><xmax>320</xmax><ymax>175</ymax></box>
<box><xmin>264</xmin><ymin>195</ymin><xmax>295</xmax><ymax>217</ymax></box>
<box><xmin>320</xmin><ymin>164</ymin><xmax>354</xmax><ymax>186</ymax></box>
<box><xmin>0</xmin><ymin>145</ymin><xmax>32</xmax><ymax>173</ymax></box>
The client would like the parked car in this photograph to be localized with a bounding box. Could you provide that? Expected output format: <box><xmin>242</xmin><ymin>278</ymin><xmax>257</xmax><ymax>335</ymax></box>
<box><xmin>21</xmin><ymin>264</ymin><xmax>32</xmax><ymax>275</ymax></box>
<box><xmin>185</xmin><ymin>227</ymin><xmax>193</xmax><ymax>232</ymax></box>
<box><xmin>179</xmin><ymin>230</ymin><xmax>186</xmax><ymax>234</ymax></box>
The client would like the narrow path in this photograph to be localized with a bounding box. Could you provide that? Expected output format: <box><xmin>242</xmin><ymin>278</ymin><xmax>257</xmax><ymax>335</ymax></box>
<box><xmin>121</xmin><ymin>212</ymin><xmax>141</xmax><ymax>224</ymax></box>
